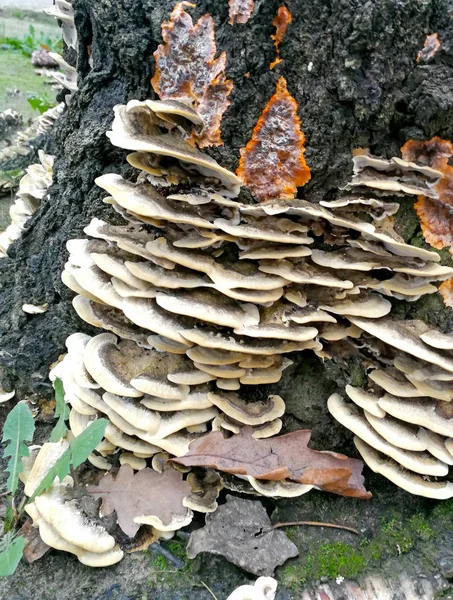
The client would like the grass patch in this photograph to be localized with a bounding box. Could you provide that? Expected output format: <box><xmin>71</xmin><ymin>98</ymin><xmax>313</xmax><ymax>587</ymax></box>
<box><xmin>0</xmin><ymin>49</ymin><xmax>56</xmax><ymax>118</ymax></box>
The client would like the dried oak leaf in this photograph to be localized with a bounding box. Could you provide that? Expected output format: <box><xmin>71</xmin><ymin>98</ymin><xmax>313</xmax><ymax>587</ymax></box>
<box><xmin>417</xmin><ymin>33</ymin><xmax>441</xmax><ymax>62</ymax></box>
<box><xmin>270</xmin><ymin>6</ymin><xmax>292</xmax><ymax>69</ymax></box>
<box><xmin>236</xmin><ymin>76</ymin><xmax>311</xmax><ymax>202</ymax></box>
<box><xmin>151</xmin><ymin>1</ymin><xmax>232</xmax><ymax>148</ymax></box>
<box><xmin>187</xmin><ymin>494</ymin><xmax>298</xmax><ymax>576</ymax></box>
<box><xmin>174</xmin><ymin>427</ymin><xmax>371</xmax><ymax>499</ymax></box>
<box><xmin>228</xmin><ymin>0</ymin><xmax>255</xmax><ymax>25</ymax></box>
<box><xmin>19</xmin><ymin>519</ymin><xmax>50</xmax><ymax>564</ymax></box>
<box><xmin>87</xmin><ymin>464</ymin><xmax>192</xmax><ymax>537</ymax></box>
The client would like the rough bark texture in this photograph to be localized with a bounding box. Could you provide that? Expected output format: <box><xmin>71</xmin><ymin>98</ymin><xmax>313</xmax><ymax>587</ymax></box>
<box><xmin>2</xmin><ymin>1</ymin><xmax>453</xmax><ymax>597</ymax></box>
<box><xmin>2</xmin><ymin>0</ymin><xmax>453</xmax><ymax>397</ymax></box>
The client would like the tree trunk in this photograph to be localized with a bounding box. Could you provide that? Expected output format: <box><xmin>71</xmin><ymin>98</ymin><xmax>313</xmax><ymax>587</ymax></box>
<box><xmin>2</xmin><ymin>1</ymin><xmax>453</xmax><ymax>595</ymax></box>
<box><xmin>2</xmin><ymin>0</ymin><xmax>452</xmax><ymax>399</ymax></box>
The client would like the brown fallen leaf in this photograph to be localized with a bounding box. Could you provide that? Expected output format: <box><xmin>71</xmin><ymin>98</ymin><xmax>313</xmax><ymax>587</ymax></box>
<box><xmin>18</xmin><ymin>519</ymin><xmax>50</xmax><ymax>564</ymax></box>
<box><xmin>187</xmin><ymin>495</ymin><xmax>298</xmax><ymax>576</ymax></box>
<box><xmin>236</xmin><ymin>76</ymin><xmax>311</xmax><ymax>202</ymax></box>
<box><xmin>174</xmin><ymin>427</ymin><xmax>371</xmax><ymax>499</ymax></box>
<box><xmin>87</xmin><ymin>464</ymin><xmax>192</xmax><ymax>537</ymax></box>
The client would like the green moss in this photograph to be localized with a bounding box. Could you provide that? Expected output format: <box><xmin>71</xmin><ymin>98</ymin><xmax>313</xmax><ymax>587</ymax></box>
<box><xmin>151</xmin><ymin>554</ymin><xmax>169</xmax><ymax>571</ymax></box>
<box><xmin>279</xmin><ymin>510</ymin><xmax>439</xmax><ymax>591</ymax></box>
<box><xmin>312</xmin><ymin>542</ymin><xmax>368</xmax><ymax>579</ymax></box>
<box><xmin>380</xmin><ymin>517</ymin><xmax>413</xmax><ymax>553</ymax></box>
<box><xmin>408</xmin><ymin>515</ymin><xmax>434</xmax><ymax>542</ymax></box>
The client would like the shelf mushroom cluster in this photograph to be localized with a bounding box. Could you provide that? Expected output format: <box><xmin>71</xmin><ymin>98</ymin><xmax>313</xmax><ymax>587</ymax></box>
<box><xmin>0</xmin><ymin>150</ymin><xmax>53</xmax><ymax>257</ymax></box>
<box><xmin>55</xmin><ymin>98</ymin><xmax>453</xmax><ymax>503</ymax></box>
<box><xmin>328</xmin><ymin>318</ymin><xmax>453</xmax><ymax>499</ymax></box>
<box><xmin>43</xmin><ymin>0</ymin><xmax>78</xmax><ymax>97</ymax></box>
<box><xmin>49</xmin><ymin>330</ymin><xmax>288</xmax><ymax>468</ymax></box>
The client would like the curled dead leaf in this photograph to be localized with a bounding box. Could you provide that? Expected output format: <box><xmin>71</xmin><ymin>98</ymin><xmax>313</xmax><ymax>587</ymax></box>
<box><xmin>174</xmin><ymin>427</ymin><xmax>371</xmax><ymax>499</ymax></box>
<box><xmin>187</xmin><ymin>494</ymin><xmax>298</xmax><ymax>576</ymax></box>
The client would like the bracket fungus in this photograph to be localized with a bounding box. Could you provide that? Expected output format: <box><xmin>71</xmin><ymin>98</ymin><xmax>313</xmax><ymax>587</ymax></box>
<box><xmin>0</xmin><ymin>151</ymin><xmax>53</xmax><ymax>258</ymax></box>
<box><xmin>45</xmin><ymin>89</ymin><xmax>453</xmax><ymax>568</ymax></box>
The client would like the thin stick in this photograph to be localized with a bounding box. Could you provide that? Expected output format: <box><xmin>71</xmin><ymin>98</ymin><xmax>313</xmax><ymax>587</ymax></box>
<box><xmin>200</xmin><ymin>580</ymin><xmax>219</xmax><ymax>600</ymax></box>
<box><xmin>271</xmin><ymin>520</ymin><xmax>359</xmax><ymax>535</ymax></box>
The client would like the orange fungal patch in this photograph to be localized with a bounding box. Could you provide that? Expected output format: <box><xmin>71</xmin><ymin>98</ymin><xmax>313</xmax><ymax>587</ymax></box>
<box><xmin>439</xmin><ymin>279</ymin><xmax>453</xmax><ymax>308</ymax></box>
<box><xmin>401</xmin><ymin>137</ymin><xmax>453</xmax><ymax>308</ymax></box>
<box><xmin>152</xmin><ymin>2</ymin><xmax>233</xmax><ymax>147</ymax></box>
<box><xmin>270</xmin><ymin>6</ymin><xmax>292</xmax><ymax>69</ymax></box>
<box><xmin>417</xmin><ymin>33</ymin><xmax>441</xmax><ymax>62</ymax></box>
<box><xmin>236</xmin><ymin>76</ymin><xmax>311</xmax><ymax>202</ymax></box>
<box><xmin>228</xmin><ymin>0</ymin><xmax>255</xmax><ymax>25</ymax></box>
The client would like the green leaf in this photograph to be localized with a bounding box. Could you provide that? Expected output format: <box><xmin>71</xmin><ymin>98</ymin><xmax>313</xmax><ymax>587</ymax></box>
<box><xmin>2</xmin><ymin>403</ymin><xmax>35</xmax><ymax>495</ymax></box>
<box><xmin>0</xmin><ymin>535</ymin><xmax>24</xmax><ymax>577</ymax></box>
<box><xmin>49</xmin><ymin>378</ymin><xmax>69</xmax><ymax>443</ymax></box>
<box><xmin>30</xmin><ymin>419</ymin><xmax>108</xmax><ymax>501</ymax></box>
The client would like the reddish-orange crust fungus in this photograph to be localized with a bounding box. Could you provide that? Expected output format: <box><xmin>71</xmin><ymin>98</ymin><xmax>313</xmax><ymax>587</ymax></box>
<box><xmin>401</xmin><ymin>137</ymin><xmax>453</xmax><ymax>308</ymax></box>
<box><xmin>228</xmin><ymin>0</ymin><xmax>255</xmax><ymax>25</ymax></box>
<box><xmin>151</xmin><ymin>2</ymin><xmax>233</xmax><ymax>147</ymax></box>
<box><xmin>270</xmin><ymin>6</ymin><xmax>292</xmax><ymax>70</ymax></box>
<box><xmin>417</xmin><ymin>33</ymin><xmax>441</xmax><ymax>62</ymax></box>
<box><xmin>439</xmin><ymin>279</ymin><xmax>453</xmax><ymax>308</ymax></box>
<box><xmin>236</xmin><ymin>76</ymin><xmax>311</xmax><ymax>202</ymax></box>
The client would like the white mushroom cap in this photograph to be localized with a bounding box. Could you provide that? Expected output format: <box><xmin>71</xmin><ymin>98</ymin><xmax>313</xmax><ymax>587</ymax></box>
<box><xmin>119</xmin><ymin>452</ymin><xmax>147</xmax><ymax>470</ymax></box>
<box><xmin>37</xmin><ymin>518</ymin><xmax>124</xmax><ymax>567</ymax></box>
<box><xmin>354</xmin><ymin>437</ymin><xmax>453</xmax><ymax>499</ymax></box>
<box><xmin>102</xmin><ymin>392</ymin><xmax>161</xmax><ymax>435</ymax></box>
<box><xmin>345</xmin><ymin>385</ymin><xmax>386</xmax><ymax>418</ymax></box>
<box><xmin>129</xmin><ymin>376</ymin><xmax>189</xmax><ymax>400</ymax></box>
<box><xmin>378</xmin><ymin>394</ymin><xmax>453</xmax><ymax>437</ymax></box>
<box><xmin>417</xmin><ymin>428</ymin><xmax>453</xmax><ymax>466</ymax></box>
<box><xmin>141</xmin><ymin>392</ymin><xmax>214</xmax><ymax>412</ymax></box>
<box><xmin>83</xmin><ymin>334</ymin><xmax>143</xmax><ymax>398</ymax></box>
<box><xmin>156</xmin><ymin>290</ymin><xmax>260</xmax><ymax>328</ymax></box>
<box><xmin>247</xmin><ymin>477</ymin><xmax>313</xmax><ymax>498</ymax></box>
<box><xmin>364</xmin><ymin>411</ymin><xmax>426</xmax><ymax>451</ymax></box>
<box><xmin>369</xmin><ymin>369</ymin><xmax>423</xmax><ymax>397</ymax></box>
<box><xmin>24</xmin><ymin>440</ymin><xmax>70</xmax><ymax>498</ymax></box>
<box><xmin>420</xmin><ymin>330</ymin><xmax>453</xmax><ymax>350</ymax></box>
<box><xmin>327</xmin><ymin>393</ymin><xmax>448</xmax><ymax>476</ymax></box>
<box><xmin>122</xmin><ymin>297</ymin><xmax>194</xmax><ymax>344</ymax></box>
<box><xmin>35</xmin><ymin>486</ymin><xmax>116</xmax><ymax>553</ymax></box>
<box><xmin>207</xmin><ymin>393</ymin><xmax>285</xmax><ymax>426</ymax></box>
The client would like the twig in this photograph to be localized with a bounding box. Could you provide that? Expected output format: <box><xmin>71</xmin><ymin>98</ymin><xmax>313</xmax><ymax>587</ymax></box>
<box><xmin>149</xmin><ymin>541</ymin><xmax>186</xmax><ymax>569</ymax></box>
<box><xmin>271</xmin><ymin>520</ymin><xmax>359</xmax><ymax>535</ymax></box>
<box><xmin>200</xmin><ymin>580</ymin><xmax>219</xmax><ymax>600</ymax></box>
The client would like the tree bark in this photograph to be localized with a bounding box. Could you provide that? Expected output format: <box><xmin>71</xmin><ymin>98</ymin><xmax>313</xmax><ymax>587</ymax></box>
<box><xmin>1</xmin><ymin>0</ymin><xmax>452</xmax><ymax>408</ymax></box>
